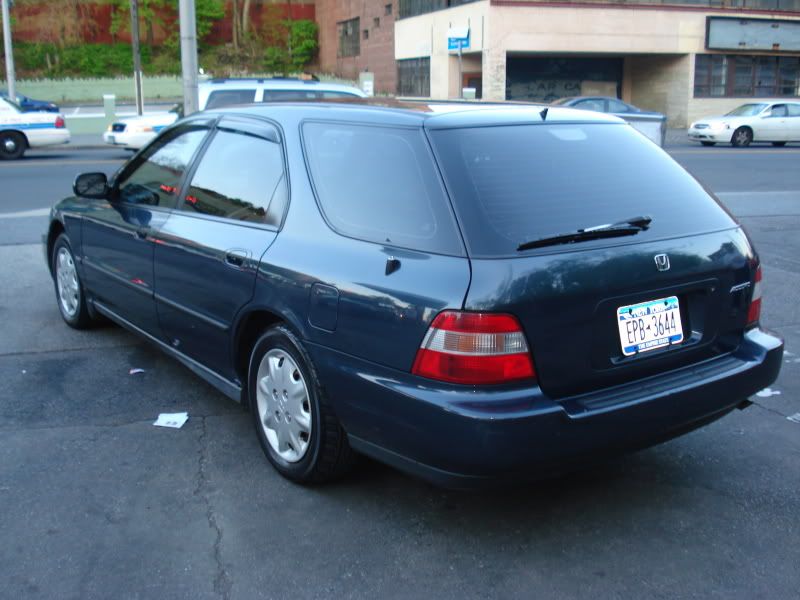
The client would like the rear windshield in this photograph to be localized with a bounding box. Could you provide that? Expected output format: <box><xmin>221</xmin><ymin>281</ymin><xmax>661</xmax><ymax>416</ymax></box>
<box><xmin>429</xmin><ymin>123</ymin><xmax>736</xmax><ymax>257</ymax></box>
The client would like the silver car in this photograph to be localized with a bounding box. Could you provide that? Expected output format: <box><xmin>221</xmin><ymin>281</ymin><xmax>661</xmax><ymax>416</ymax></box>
<box><xmin>552</xmin><ymin>96</ymin><xmax>667</xmax><ymax>146</ymax></box>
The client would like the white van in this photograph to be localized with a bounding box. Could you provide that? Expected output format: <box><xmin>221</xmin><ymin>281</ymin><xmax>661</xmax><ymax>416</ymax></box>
<box><xmin>103</xmin><ymin>77</ymin><xmax>367</xmax><ymax>150</ymax></box>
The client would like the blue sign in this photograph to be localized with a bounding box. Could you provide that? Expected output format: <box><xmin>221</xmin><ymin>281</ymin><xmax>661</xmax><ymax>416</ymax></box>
<box><xmin>447</xmin><ymin>28</ymin><xmax>470</xmax><ymax>52</ymax></box>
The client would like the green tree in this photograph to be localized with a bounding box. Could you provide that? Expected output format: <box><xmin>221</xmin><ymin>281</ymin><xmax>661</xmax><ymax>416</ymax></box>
<box><xmin>263</xmin><ymin>18</ymin><xmax>318</xmax><ymax>76</ymax></box>
<box><xmin>109</xmin><ymin>0</ymin><xmax>223</xmax><ymax>49</ymax></box>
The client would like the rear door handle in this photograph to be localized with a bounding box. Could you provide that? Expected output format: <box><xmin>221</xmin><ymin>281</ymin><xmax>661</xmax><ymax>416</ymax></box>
<box><xmin>224</xmin><ymin>249</ymin><xmax>250</xmax><ymax>268</ymax></box>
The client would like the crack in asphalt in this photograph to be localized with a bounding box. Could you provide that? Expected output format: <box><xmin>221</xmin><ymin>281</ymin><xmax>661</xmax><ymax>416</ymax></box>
<box><xmin>0</xmin><ymin>343</ymin><xmax>141</xmax><ymax>359</ymax></box>
<box><xmin>751</xmin><ymin>400</ymin><xmax>792</xmax><ymax>420</ymax></box>
<box><xmin>194</xmin><ymin>415</ymin><xmax>233</xmax><ymax>600</ymax></box>
<box><xmin>0</xmin><ymin>413</ymin><xmax>239</xmax><ymax>433</ymax></box>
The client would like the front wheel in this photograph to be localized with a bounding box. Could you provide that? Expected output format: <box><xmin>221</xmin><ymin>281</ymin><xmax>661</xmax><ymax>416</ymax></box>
<box><xmin>249</xmin><ymin>326</ymin><xmax>355</xmax><ymax>483</ymax></box>
<box><xmin>700</xmin><ymin>141</ymin><xmax>716</xmax><ymax>147</ymax></box>
<box><xmin>0</xmin><ymin>131</ymin><xmax>26</xmax><ymax>160</ymax></box>
<box><xmin>731</xmin><ymin>127</ymin><xmax>753</xmax><ymax>148</ymax></box>
<box><xmin>52</xmin><ymin>234</ymin><xmax>93</xmax><ymax>328</ymax></box>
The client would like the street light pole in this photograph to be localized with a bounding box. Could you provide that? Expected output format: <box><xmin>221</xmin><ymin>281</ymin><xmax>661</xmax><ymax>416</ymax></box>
<box><xmin>130</xmin><ymin>0</ymin><xmax>144</xmax><ymax>116</ymax></box>
<box><xmin>2</xmin><ymin>0</ymin><xmax>16</xmax><ymax>102</ymax></box>
<box><xmin>178</xmin><ymin>0</ymin><xmax>199</xmax><ymax>115</ymax></box>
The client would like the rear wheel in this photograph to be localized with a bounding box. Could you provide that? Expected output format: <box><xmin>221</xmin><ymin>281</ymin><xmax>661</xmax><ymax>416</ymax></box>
<box><xmin>0</xmin><ymin>131</ymin><xmax>26</xmax><ymax>160</ymax></box>
<box><xmin>700</xmin><ymin>141</ymin><xmax>716</xmax><ymax>147</ymax></box>
<box><xmin>249</xmin><ymin>325</ymin><xmax>355</xmax><ymax>483</ymax></box>
<box><xmin>52</xmin><ymin>234</ymin><xmax>93</xmax><ymax>329</ymax></box>
<box><xmin>731</xmin><ymin>127</ymin><xmax>753</xmax><ymax>148</ymax></box>
<box><xmin>771</xmin><ymin>142</ymin><xmax>787</xmax><ymax>147</ymax></box>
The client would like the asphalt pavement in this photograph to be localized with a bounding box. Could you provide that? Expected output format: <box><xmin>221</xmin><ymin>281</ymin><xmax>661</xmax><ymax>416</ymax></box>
<box><xmin>1</xmin><ymin>142</ymin><xmax>798</xmax><ymax>599</ymax></box>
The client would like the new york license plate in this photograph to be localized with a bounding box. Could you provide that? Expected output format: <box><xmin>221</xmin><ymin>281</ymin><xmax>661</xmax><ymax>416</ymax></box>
<box><xmin>617</xmin><ymin>296</ymin><xmax>684</xmax><ymax>356</ymax></box>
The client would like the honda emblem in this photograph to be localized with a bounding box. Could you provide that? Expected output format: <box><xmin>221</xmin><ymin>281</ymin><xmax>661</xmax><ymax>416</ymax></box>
<box><xmin>654</xmin><ymin>254</ymin><xmax>670</xmax><ymax>272</ymax></box>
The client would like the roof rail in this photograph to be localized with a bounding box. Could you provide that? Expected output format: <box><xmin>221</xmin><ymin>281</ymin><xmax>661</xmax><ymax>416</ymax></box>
<box><xmin>207</xmin><ymin>74</ymin><xmax>321</xmax><ymax>84</ymax></box>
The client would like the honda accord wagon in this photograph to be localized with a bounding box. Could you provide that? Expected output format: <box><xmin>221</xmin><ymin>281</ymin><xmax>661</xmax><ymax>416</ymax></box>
<box><xmin>45</xmin><ymin>102</ymin><xmax>783</xmax><ymax>487</ymax></box>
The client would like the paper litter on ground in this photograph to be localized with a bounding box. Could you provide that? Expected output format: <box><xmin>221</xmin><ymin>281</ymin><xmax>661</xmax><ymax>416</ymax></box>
<box><xmin>129</xmin><ymin>368</ymin><xmax>146</xmax><ymax>375</ymax></box>
<box><xmin>153</xmin><ymin>412</ymin><xmax>189</xmax><ymax>429</ymax></box>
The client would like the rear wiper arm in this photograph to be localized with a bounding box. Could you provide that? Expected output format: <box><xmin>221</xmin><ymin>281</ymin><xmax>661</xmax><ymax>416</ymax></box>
<box><xmin>517</xmin><ymin>216</ymin><xmax>652</xmax><ymax>252</ymax></box>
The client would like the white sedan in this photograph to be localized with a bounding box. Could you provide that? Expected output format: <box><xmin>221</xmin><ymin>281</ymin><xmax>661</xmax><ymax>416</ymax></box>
<box><xmin>0</xmin><ymin>97</ymin><xmax>70</xmax><ymax>159</ymax></box>
<box><xmin>688</xmin><ymin>101</ymin><xmax>800</xmax><ymax>147</ymax></box>
<box><xmin>103</xmin><ymin>106</ymin><xmax>180</xmax><ymax>150</ymax></box>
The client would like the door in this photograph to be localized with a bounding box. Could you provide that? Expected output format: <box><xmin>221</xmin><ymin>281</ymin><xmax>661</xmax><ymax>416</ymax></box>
<box><xmin>786</xmin><ymin>103</ymin><xmax>800</xmax><ymax>141</ymax></box>
<box><xmin>154</xmin><ymin>116</ymin><xmax>288</xmax><ymax>380</ymax></box>
<box><xmin>756</xmin><ymin>104</ymin><xmax>789</xmax><ymax>141</ymax></box>
<box><xmin>81</xmin><ymin>123</ymin><xmax>211</xmax><ymax>334</ymax></box>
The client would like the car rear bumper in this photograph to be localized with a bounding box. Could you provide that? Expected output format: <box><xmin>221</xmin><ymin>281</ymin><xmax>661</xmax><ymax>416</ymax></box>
<box><xmin>309</xmin><ymin>328</ymin><xmax>783</xmax><ymax>488</ymax></box>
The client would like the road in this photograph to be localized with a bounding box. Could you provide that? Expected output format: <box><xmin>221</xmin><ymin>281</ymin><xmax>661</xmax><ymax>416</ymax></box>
<box><xmin>1</xmin><ymin>144</ymin><xmax>798</xmax><ymax>599</ymax></box>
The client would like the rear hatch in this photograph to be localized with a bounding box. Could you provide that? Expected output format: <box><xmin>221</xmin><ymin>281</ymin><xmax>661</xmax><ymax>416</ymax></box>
<box><xmin>428</xmin><ymin>118</ymin><xmax>756</xmax><ymax>398</ymax></box>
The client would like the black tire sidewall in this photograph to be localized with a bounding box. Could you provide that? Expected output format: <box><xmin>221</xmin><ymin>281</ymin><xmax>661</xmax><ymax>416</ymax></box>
<box><xmin>732</xmin><ymin>127</ymin><xmax>752</xmax><ymax>147</ymax></box>
<box><xmin>248</xmin><ymin>326</ymin><xmax>324</xmax><ymax>481</ymax></box>
<box><xmin>0</xmin><ymin>132</ymin><xmax>26</xmax><ymax>160</ymax></box>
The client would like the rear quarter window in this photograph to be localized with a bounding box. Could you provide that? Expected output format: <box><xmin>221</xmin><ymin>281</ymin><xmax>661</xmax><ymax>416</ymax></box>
<box><xmin>302</xmin><ymin>122</ymin><xmax>464</xmax><ymax>255</ymax></box>
<box><xmin>429</xmin><ymin>123</ymin><xmax>736</xmax><ymax>257</ymax></box>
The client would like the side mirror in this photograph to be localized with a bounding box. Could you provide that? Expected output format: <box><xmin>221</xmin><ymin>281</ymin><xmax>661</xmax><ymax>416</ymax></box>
<box><xmin>73</xmin><ymin>172</ymin><xmax>108</xmax><ymax>198</ymax></box>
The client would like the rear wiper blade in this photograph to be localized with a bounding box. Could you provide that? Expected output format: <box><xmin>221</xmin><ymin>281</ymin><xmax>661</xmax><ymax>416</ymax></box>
<box><xmin>517</xmin><ymin>216</ymin><xmax>652</xmax><ymax>252</ymax></box>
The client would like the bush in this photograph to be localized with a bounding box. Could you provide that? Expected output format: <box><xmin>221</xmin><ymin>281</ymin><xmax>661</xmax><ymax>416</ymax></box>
<box><xmin>8</xmin><ymin>42</ymin><xmax>155</xmax><ymax>78</ymax></box>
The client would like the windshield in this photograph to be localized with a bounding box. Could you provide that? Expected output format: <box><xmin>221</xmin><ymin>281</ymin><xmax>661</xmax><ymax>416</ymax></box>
<box><xmin>726</xmin><ymin>104</ymin><xmax>768</xmax><ymax>117</ymax></box>
<box><xmin>429</xmin><ymin>123</ymin><xmax>736</xmax><ymax>257</ymax></box>
<box><xmin>550</xmin><ymin>97</ymin><xmax>575</xmax><ymax>106</ymax></box>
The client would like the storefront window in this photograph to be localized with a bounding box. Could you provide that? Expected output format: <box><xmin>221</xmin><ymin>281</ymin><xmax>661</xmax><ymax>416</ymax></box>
<box><xmin>695</xmin><ymin>54</ymin><xmax>800</xmax><ymax>97</ymax></box>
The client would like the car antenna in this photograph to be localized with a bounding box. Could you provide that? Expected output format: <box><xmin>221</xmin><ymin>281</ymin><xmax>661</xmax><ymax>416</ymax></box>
<box><xmin>540</xmin><ymin>107</ymin><xmax>548</xmax><ymax>121</ymax></box>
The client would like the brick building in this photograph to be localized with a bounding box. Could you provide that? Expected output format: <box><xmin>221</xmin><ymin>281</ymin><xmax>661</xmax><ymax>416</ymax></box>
<box><xmin>315</xmin><ymin>0</ymin><xmax>398</xmax><ymax>94</ymax></box>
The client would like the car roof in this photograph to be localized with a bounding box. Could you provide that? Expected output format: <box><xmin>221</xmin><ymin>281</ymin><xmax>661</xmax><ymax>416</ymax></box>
<box><xmin>201</xmin><ymin>99</ymin><xmax>625</xmax><ymax>128</ymax></box>
<box><xmin>199</xmin><ymin>77</ymin><xmax>366</xmax><ymax>95</ymax></box>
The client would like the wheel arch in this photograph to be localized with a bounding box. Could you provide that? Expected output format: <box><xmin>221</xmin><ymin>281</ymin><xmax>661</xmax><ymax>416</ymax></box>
<box><xmin>233</xmin><ymin>307</ymin><xmax>306</xmax><ymax>405</ymax></box>
<box><xmin>46</xmin><ymin>220</ymin><xmax>66</xmax><ymax>274</ymax></box>
<box><xmin>0</xmin><ymin>128</ymin><xmax>29</xmax><ymax>146</ymax></box>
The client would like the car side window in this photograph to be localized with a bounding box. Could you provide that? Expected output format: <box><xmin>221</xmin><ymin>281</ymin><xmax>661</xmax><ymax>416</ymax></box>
<box><xmin>769</xmin><ymin>104</ymin><xmax>787</xmax><ymax>117</ymax></box>
<box><xmin>607</xmin><ymin>99</ymin><xmax>630</xmax><ymax>113</ymax></box>
<box><xmin>205</xmin><ymin>89</ymin><xmax>257</xmax><ymax>110</ymax></box>
<box><xmin>787</xmin><ymin>104</ymin><xmax>800</xmax><ymax>117</ymax></box>
<box><xmin>262</xmin><ymin>89</ymin><xmax>319</xmax><ymax>101</ymax></box>
<box><xmin>574</xmin><ymin>99</ymin><xmax>605</xmax><ymax>112</ymax></box>
<box><xmin>115</xmin><ymin>126</ymin><xmax>209</xmax><ymax>208</ymax></box>
<box><xmin>302</xmin><ymin>122</ymin><xmax>464</xmax><ymax>255</ymax></box>
<box><xmin>180</xmin><ymin>128</ymin><xmax>287</xmax><ymax>226</ymax></box>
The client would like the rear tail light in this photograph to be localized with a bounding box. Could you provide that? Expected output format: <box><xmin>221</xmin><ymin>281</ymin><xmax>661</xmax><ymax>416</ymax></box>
<box><xmin>411</xmin><ymin>311</ymin><xmax>536</xmax><ymax>385</ymax></box>
<box><xmin>54</xmin><ymin>116</ymin><xmax>65</xmax><ymax>129</ymax></box>
<box><xmin>746</xmin><ymin>265</ymin><xmax>762</xmax><ymax>328</ymax></box>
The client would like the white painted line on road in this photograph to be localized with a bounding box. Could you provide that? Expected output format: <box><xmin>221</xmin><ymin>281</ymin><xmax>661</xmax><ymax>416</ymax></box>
<box><xmin>0</xmin><ymin>208</ymin><xmax>51</xmax><ymax>219</ymax></box>
<box><xmin>670</xmin><ymin>149</ymin><xmax>800</xmax><ymax>155</ymax></box>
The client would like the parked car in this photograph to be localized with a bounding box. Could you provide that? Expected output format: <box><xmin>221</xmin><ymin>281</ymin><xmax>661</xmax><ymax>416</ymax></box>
<box><xmin>0</xmin><ymin>97</ymin><xmax>70</xmax><ymax>159</ymax></box>
<box><xmin>688</xmin><ymin>101</ymin><xmax>800</xmax><ymax>147</ymax></box>
<box><xmin>0</xmin><ymin>89</ymin><xmax>60</xmax><ymax>113</ymax></box>
<box><xmin>47</xmin><ymin>102</ymin><xmax>782</xmax><ymax>487</ymax></box>
<box><xmin>552</xmin><ymin>96</ymin><xmax>667</xmax><ymax>146</ymax></box>
<box><xmin>103</xmin><ymin>77</ymin><xmax>367</xmax><ymax>150</ymax></box>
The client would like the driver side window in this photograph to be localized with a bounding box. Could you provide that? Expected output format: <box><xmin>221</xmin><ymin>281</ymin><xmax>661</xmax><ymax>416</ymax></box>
<box><xmin>769</xmin><ymin>104</ymin><xmax>787</xmax><ymax>117</ymax></box>
<box><xmin>115</xmin><ymin>126</ymin><xmax>209</xmax><ymax>208</ymax></box>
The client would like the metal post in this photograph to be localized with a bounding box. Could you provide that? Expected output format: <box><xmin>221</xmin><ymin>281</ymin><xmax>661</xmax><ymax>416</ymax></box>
<box><xmin>2</xmin><ymin>0</ymin><xmax>16</xmax><ymax>102</ymax></box>
<box><xmin>179</xmin><ymin>0</ymin><xmax>199</xmax><ymax>115</ymax></box>
<box><xmin>130</xmin><ymin>0</ymin><xmax>144</xmax><ymax>116</ymax></box>
<box><xmin>457</xmin><ymin>43</ymin><xmax>463</xmax><ymax>100</ymax></box>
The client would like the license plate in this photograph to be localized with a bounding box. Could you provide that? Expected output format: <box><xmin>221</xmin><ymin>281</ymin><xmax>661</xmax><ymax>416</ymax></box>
<box><xmin>617</xmin><ymin>296</ymin><xmax>684</xmax><ymax>356</ymax></box>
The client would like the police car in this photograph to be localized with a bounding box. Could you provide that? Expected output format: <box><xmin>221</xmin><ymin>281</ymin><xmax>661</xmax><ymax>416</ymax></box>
<box><xmin>0</xmin><ymin>96</ymin><xmax>71</xmax><ymax>159</ymax></box>
<box><xmin>103</xmin><ymin>77</ymin><xmax>367</xmax><ymax>150</ymax></box>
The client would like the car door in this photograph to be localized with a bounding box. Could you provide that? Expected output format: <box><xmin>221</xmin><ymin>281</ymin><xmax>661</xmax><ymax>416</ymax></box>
<box><xmin>786</xmin><ymin>103</ymin><xmax>800</xmax><ymax>140</ymax></box>
<box><xmin>153</xmin><ymin>116</ymin><xmax>287</xmax><ymax>381</ymax></box>
<box><xmin>81</xmin><ymin>122</ymin><xmax>212</xmax><ymax>335</ymax></box>
<box><xmin>756</xmin><ymin>104</ymin><xmax>789</xmax><ymax>141</ymax></box>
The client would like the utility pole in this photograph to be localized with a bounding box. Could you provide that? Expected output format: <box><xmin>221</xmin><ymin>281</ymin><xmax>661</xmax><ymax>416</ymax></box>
<box><xmin>2</xmin><ymin>0</ymin><xmax>16</xmax><ymax>102</ymax></box>
<box><xmin>130</xmin><ymin>0</ymin><xmax>144</xmax><ymax>116</ymax></box>
<box><xmin>178</xmin><ymin>0</ymin><xmax>199</xmax><ymax>115</ymax></box>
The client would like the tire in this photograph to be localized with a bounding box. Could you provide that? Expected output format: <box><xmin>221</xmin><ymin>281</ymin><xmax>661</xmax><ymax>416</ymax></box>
<box><xmin>0</xmin><ymin>131</ymin><xmax>26</xmax><ymax>160</ymax></box>
<box><xmin>700</xmin><ymin>141</ymin><xmax>716</xmax><ymax>147</ymax></box>
<box><xmin>731</xmin><ymin>127</ymin><xmax>753</xmax><ymax>148</ymax></box>
<box><xmin>51</xmin><ymin>234</ymin><xmax>93</xmax><ymax>329</ymax></box>
<box><xmin>249</xmin><ymin>325</ymin><xmax>355</xmax><ymax>483</ymax></box>
<box><xmin>771</xmin><ymin>142</ymin><xmax>787</xmax><ymax>147</ymax></box>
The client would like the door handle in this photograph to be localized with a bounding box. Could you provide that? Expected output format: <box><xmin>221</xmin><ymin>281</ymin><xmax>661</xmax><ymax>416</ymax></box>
<box><xmin>224</xmin><ymin>249</ymin><xmax>250</xmax><ymax>268</ymax></box>
<box><xmin>135</xmin><ymin>226</ymin><xmax>149</xmax><ymax>240</ymax></box>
